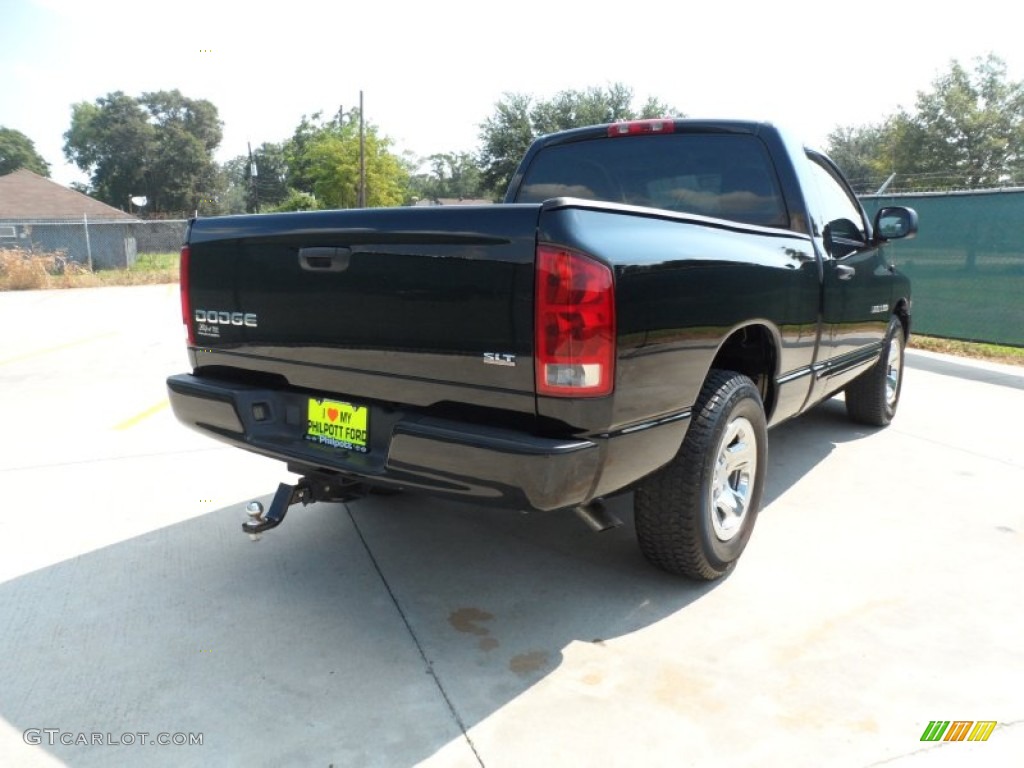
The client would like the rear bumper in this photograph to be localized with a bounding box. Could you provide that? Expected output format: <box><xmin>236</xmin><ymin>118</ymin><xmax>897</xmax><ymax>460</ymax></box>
<box><xmin>166</xmin><ymin>373</ymin><xmax>689</xmax><ymax>511</ymax></box>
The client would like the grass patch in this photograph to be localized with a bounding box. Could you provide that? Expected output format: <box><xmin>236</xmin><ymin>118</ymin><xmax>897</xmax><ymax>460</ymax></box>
<box><xmin>132</xmin><ymin>251</ymin><xmax>180</xmax><ymax>272</ymax></box>
<box><xmin>0</xmin><ymin>249</ymin><xmax>179</xmax><ymax>290</ymax></box>
<box><xmin>909</xmin><ymin>335</ymin><xmax>1024</xmax><ymax>366</ymax></box>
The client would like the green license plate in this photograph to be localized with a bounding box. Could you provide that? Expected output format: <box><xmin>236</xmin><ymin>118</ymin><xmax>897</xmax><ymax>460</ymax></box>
<box><xmin>305</xmin><ymin>398</ymin><xmax>369</xmax><ymax>453</ymax></box>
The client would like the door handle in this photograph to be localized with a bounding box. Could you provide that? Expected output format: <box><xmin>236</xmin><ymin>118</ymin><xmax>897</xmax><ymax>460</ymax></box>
<box><xmin>836</xmin><ymin>264</ymin><xmax>855</xmax><ymax>280</ymax></box>
<box><xmin>299</xmin><ymin>247</ymin><xmax>351</xmax><ymax>272</ymax></box>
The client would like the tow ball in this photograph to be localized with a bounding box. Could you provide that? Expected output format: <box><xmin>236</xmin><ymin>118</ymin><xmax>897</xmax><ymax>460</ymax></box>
<box><xmin>243</xmin><ymin>476</ymin><xmax>363</xmax><ymax>540</ymax></box>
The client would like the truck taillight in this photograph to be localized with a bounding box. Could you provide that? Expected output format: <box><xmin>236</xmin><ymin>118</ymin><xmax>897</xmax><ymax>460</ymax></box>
<box><xmin>180</xmin><ymin>245</ymin><xmax>194</xmax><ymax>346</ymax></box>
<box><xmin>535</xmin><ymin>245</ymin><xmax>615</xmax><ymax>397</ymax></box>
<box><xmin>608</xmin><ymin>119</ymin><xmax>675</xmax><ymax>137</ymax></box>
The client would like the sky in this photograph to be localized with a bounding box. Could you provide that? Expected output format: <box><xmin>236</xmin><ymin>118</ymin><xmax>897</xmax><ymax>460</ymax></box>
<box><xmin>2</xmin><ymin>0</ymin><xmax>1023</xmax><ymax>188</ymax></box>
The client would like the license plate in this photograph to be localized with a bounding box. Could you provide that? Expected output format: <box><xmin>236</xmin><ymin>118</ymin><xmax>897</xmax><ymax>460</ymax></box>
<box><xmin>305</xmin><ymin>398</ymin><xmax>369</xmax><ymax>453</ymax></box>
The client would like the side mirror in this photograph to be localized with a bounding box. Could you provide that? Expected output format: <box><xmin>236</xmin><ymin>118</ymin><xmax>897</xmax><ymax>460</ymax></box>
<box><xmin>874</xmin><ymin>206</ymin><xmax>918</xmax><ymax>241</ymax></box>
<box><xmin>823</xmin><ymin>217</ymin><xmax>866</xmax><ymax>259</ymax></box>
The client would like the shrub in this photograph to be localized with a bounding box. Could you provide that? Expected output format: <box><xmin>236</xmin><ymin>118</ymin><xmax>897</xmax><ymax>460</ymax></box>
<box><xmin>0</xmin><ymin>249</ymin><xmax>174</xmax><ymax>290</ymax></box>
<box><xmin>0</xmin><ymin>249</ymin><xmax>61</xmax><ymax>290</ymax></box>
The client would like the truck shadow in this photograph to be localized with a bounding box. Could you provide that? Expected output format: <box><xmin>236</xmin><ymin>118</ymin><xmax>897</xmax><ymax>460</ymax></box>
<box><xmin>0</xmin><ymin>397</ymin><xmax>878</xmax><ymax>766</ymax></box>
<box><xmin>762</xmin><ymin>395</ymin><xmax>879</xmax><ymax>506</ymax></box>
<box><xmin>904</xmin><ymin>350</ymin><xmax>1024</xmax><ymax>391</ymax></box>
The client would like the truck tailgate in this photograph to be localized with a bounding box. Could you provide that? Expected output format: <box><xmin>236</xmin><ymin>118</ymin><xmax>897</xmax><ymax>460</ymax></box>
<box><xmin>185</xmin><ymin>205</ymin><xmax>541</xmax><ymax>417</ymax></box>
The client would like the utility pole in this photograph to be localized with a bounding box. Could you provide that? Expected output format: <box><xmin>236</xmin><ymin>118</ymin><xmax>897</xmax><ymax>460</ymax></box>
<box><xmin>248</xmin><ymin>141</ymin><xmax>260</xmax><ymax>213</ymax></box>
<box><xmin>359</xmin><ymin>90</ymin><xmax>366</xmax><ymax>208</ymax></box>
<box><xmin>337</xmin><ymin>95</ymin><xmax>367</xmax><ymax>208</ymax></box>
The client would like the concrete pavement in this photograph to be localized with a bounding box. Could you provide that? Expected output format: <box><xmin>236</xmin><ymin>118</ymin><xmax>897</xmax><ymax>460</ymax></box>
<box><xmin>1</xmin><ymin>285</ymin><xmax>1021</xmax><ymax>766</ymax></box>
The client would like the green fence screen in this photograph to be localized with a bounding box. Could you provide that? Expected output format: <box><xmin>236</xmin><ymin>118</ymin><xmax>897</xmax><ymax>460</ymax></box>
<box><xmin>860</xmin><ymin>190</ymin><xmax>1024</xmax><ymax>347</ymax></box>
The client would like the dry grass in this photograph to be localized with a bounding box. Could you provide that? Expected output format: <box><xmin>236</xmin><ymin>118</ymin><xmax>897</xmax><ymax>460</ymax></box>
<box><xmin>909</xmin><ymin>334</ymin><xmax>1024</xmax><ymax>366</ymax></box>
<box><xmin>0</xmin><ymin>249</ymin><xmax>178</xmax><ymax>290</ymax></box>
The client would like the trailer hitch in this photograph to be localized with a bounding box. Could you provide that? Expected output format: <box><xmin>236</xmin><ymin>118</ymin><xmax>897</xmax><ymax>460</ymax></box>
<box><xmin>243</xmin><ymin>476</ymin><xmax>363</xmax><ymax>540</ymax></box>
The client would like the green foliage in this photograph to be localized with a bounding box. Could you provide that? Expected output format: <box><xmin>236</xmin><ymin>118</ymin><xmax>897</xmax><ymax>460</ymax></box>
<box><xmin>217</xmin><ymin>157</ymin><xmax>250</xmax><ymax>214</ymax></box>
<box><xmin>63</xmin><ymin>94</ymin><xmax>149</xmax><ymax>206</ymax></box>
<box><xmin>529</xmin><ymin>83</ymin><xmax>636</xmax><ymax>134</ymax></box>
<box><xmin>0</xmin><ymin>127</ymin><xmax>51</xmax><ymax>176</ymax></box>
<box><xmin>131</xmin><ymin>252</ymin><xmax>179</xmax><ymax>271</ymax></box>
<box><xmin>283</xmin><ymin>113</ymin><xmax>328</xmax><ymax>195</ymax></box>
<box><xmin>221</xmin><ymin>142</ymin><xmax>289</xmax><ymax>213</ymax></box>
<box><xmin>637</xmin><ymin>96</ymin><xmax>677</xmax><ymax>120</ymax></box>
<box><xmin>271</xmin><ymin>189</ymin><xmax>321</xmax><ymax>212</ymax></box>
<box><xmin>478</xmin><ymin>93</ymin><xmax>535</xmax><ymax>200</ymax></box>
<box><xmin>62</xmin><ymin>90</ymin><xmax>223</xmax><ymax>214</ymax></box>
<box><xmin>828</xmin><ymin>55</ymin><xmax>1024</xmax><ymax>192</ymax></box>
<box><xmin>408</xmin><ymin>152</ymin><xmax>486</xmax><ymax>203</ymax></box>
<box><xmin>283</xmin><ymin>110</ymin><xmax>408</xmax><ymax>209</ymax></box>
<box><xmin>909</xmin><ymin>55</ymin><xmax>1024</xmax><ymax>187</ymax></box>
<box><xmin>825</xmin><ymin>121</ymin><xmax>899</xmax><ymax>193</ymax></box>
<box><xmin>143</xmin><ymin>91</ymin><xmax>223</xmax><ymax>213</ymax></box>
<box><xmin>478</xmin><ymin>84</ymin><xmax>683</xmax><ymax>198</ymax></box>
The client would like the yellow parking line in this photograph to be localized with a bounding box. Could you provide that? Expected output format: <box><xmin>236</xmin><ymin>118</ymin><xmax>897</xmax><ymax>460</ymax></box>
<box><xmin>0</xmin><ymin>331</ymin><xmax>117</xmax><ymax>366</ymax></box>
<box><xmin>114</xmin><ymin>400</ymin><xmax>170</xmax><ymax>431</ymax></box>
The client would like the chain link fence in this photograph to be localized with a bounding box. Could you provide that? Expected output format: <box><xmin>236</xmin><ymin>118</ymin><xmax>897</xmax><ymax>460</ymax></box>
<box><xmin>0</xmin><ymin>217</ymin><xmax>188</xmax><ymax>270</ymax></box>
<box><xmin>861</xmin><ymin>189</ymin><xmax>1024</xmax><ymax>347</ymax></box>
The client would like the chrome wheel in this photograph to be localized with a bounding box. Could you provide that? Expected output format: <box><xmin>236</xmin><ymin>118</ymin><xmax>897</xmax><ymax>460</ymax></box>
<box><xmin>635</xmin><ymin>370</ymin><xmax>767</xmax><ymax>579</ymax></box>
<box><xmin>845</xmin><ymin>316</ymin><xmax>905</xmax><ymax>427</ymax></box>
<box><xmin>885</xmin><ymin>333</ymin><xmax>903</xmax><ymax>408</ymax></box>
<box><xmin>709</xmin><ymin>416</ymin><xmax>757</xmax><ymax>542</ymax></box>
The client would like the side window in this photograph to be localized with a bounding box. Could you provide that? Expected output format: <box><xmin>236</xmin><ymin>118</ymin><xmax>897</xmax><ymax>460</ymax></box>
<box><xmin>805</xmin><ymin>153</ymin><xmax>866</xmax><ymax>244</ymax></box>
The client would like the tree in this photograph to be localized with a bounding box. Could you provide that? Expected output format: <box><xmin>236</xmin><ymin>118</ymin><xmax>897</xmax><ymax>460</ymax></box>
<box><xmin>0</xmin><ymin>127</ymin><xmax>51</xmax><ymax>176</ymax></box>
<box><xmin>221</xmin><ymin>142</ymin><xmax>289</xmax><ymax>213</ymax></box>
<box><xmin>478</xmin><ymin>84</ymin><xmax>682</xmax><ymax>197</ymax></box>
<box><xmin>827</xmin><ymin>55</ymin><xmax>1024</xmax><ymax>192</ymax></box>
<box><xmin>477</xmin><ymin>93</ymin><xmax>534</xmax><ymax>200</ymax></box>
<box><xmin>283</xmin><ymin>113</ymin><xmax>330</xmax><ymax>197</ymax></box>
<box><xmin>408</xmin><ymin>152</ymin><xmax>485</xmax><ymax>202</ymax></box>
<box><xmin>825</xmin><ymin>121</ymin><xmax>899</xmax><ymax>194</ymax></box>
<box><xmin>63</xmin><ymin>93</ymin><xmax>151</xmax><ymax>209</ymax></box>
<box><xmin>909</xmin><ymin>54</ymin><xmax>1024</xmax><ymax>188</ymax></box>
<box><xmin>529</xmin><ymin>83</ymin><xmax>636</xmax><ymax>135</ymax></box>
<box><xmin>218</xmin><ymin>156</ymin><xmax>250</xmax><ymax>214</ymax></box>
<box><xmin>282</xmin><ymin>111</ymin><xmax>408</xmax><ymax>209</ymax></box>
<box><xmin>63</xmin><ymin>90</ymin><xmax>223</xmax><ymax>213</ymax></box>
<box><xmin>273</xmin><ymin>189</ymin><xmax>321</xmax><ymax>212</ymax></box>
<box><xmin>141</xmin><ymin>90</ymin><xmax>223</xmax><ymax>213</ymax></box>
<box><xmin>249</xmin><ymin>142</ymin><xmax>289</xmax><ymax>210</ymax></box>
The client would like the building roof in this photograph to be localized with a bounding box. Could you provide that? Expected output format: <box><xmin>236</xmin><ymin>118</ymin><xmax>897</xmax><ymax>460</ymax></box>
<box><xmin>0</xmin><ymin>169</ymin><xmax>134</xmax><ymax>220</ymax></box>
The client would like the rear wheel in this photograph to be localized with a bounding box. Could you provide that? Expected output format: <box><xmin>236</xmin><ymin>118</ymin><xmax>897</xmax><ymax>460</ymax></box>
<box><xmin>845</xmin><ymin>315</ymin><xmax>905</xmax><ymax>426</ymax></box>
<box><xmin>634</xmin><ymin>370</ymin><xmax>767</xmax><ymax>580</ymax></box>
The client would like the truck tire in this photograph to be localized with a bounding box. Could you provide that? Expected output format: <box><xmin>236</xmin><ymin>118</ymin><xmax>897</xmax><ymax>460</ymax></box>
<box><xmin>844</xmin><ymin>315</ymin><xmax>904</xmax><ymax>427</ymax></box>
<box><xmin>634</xmin><ymin>370</ymin><xmax>767</xmax><ymax>580</ymax></box>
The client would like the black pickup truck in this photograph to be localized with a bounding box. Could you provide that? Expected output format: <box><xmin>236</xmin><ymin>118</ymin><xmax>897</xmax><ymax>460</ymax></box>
<box><xmin>167</xmin><ymin>119</ymin><xmax>917</xmax><ymax>580</ymax></box>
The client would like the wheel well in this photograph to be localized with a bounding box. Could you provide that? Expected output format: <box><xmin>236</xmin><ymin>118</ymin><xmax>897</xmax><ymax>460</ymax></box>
<box><xmin>893</xmin><ymin>299</ymin><xmax>910</xmax><ymax>339</ymax></box>
<box><xmin>709</xmin><ymin>325</ymin><xmax>777</xmax><ymax>416</ymax></box>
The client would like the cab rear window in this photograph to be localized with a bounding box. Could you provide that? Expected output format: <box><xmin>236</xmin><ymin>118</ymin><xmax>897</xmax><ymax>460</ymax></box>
<box><xmin>516</xmin><ymin>133</ymin><xmax>789</xmax><ymax>229</ymax></box>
